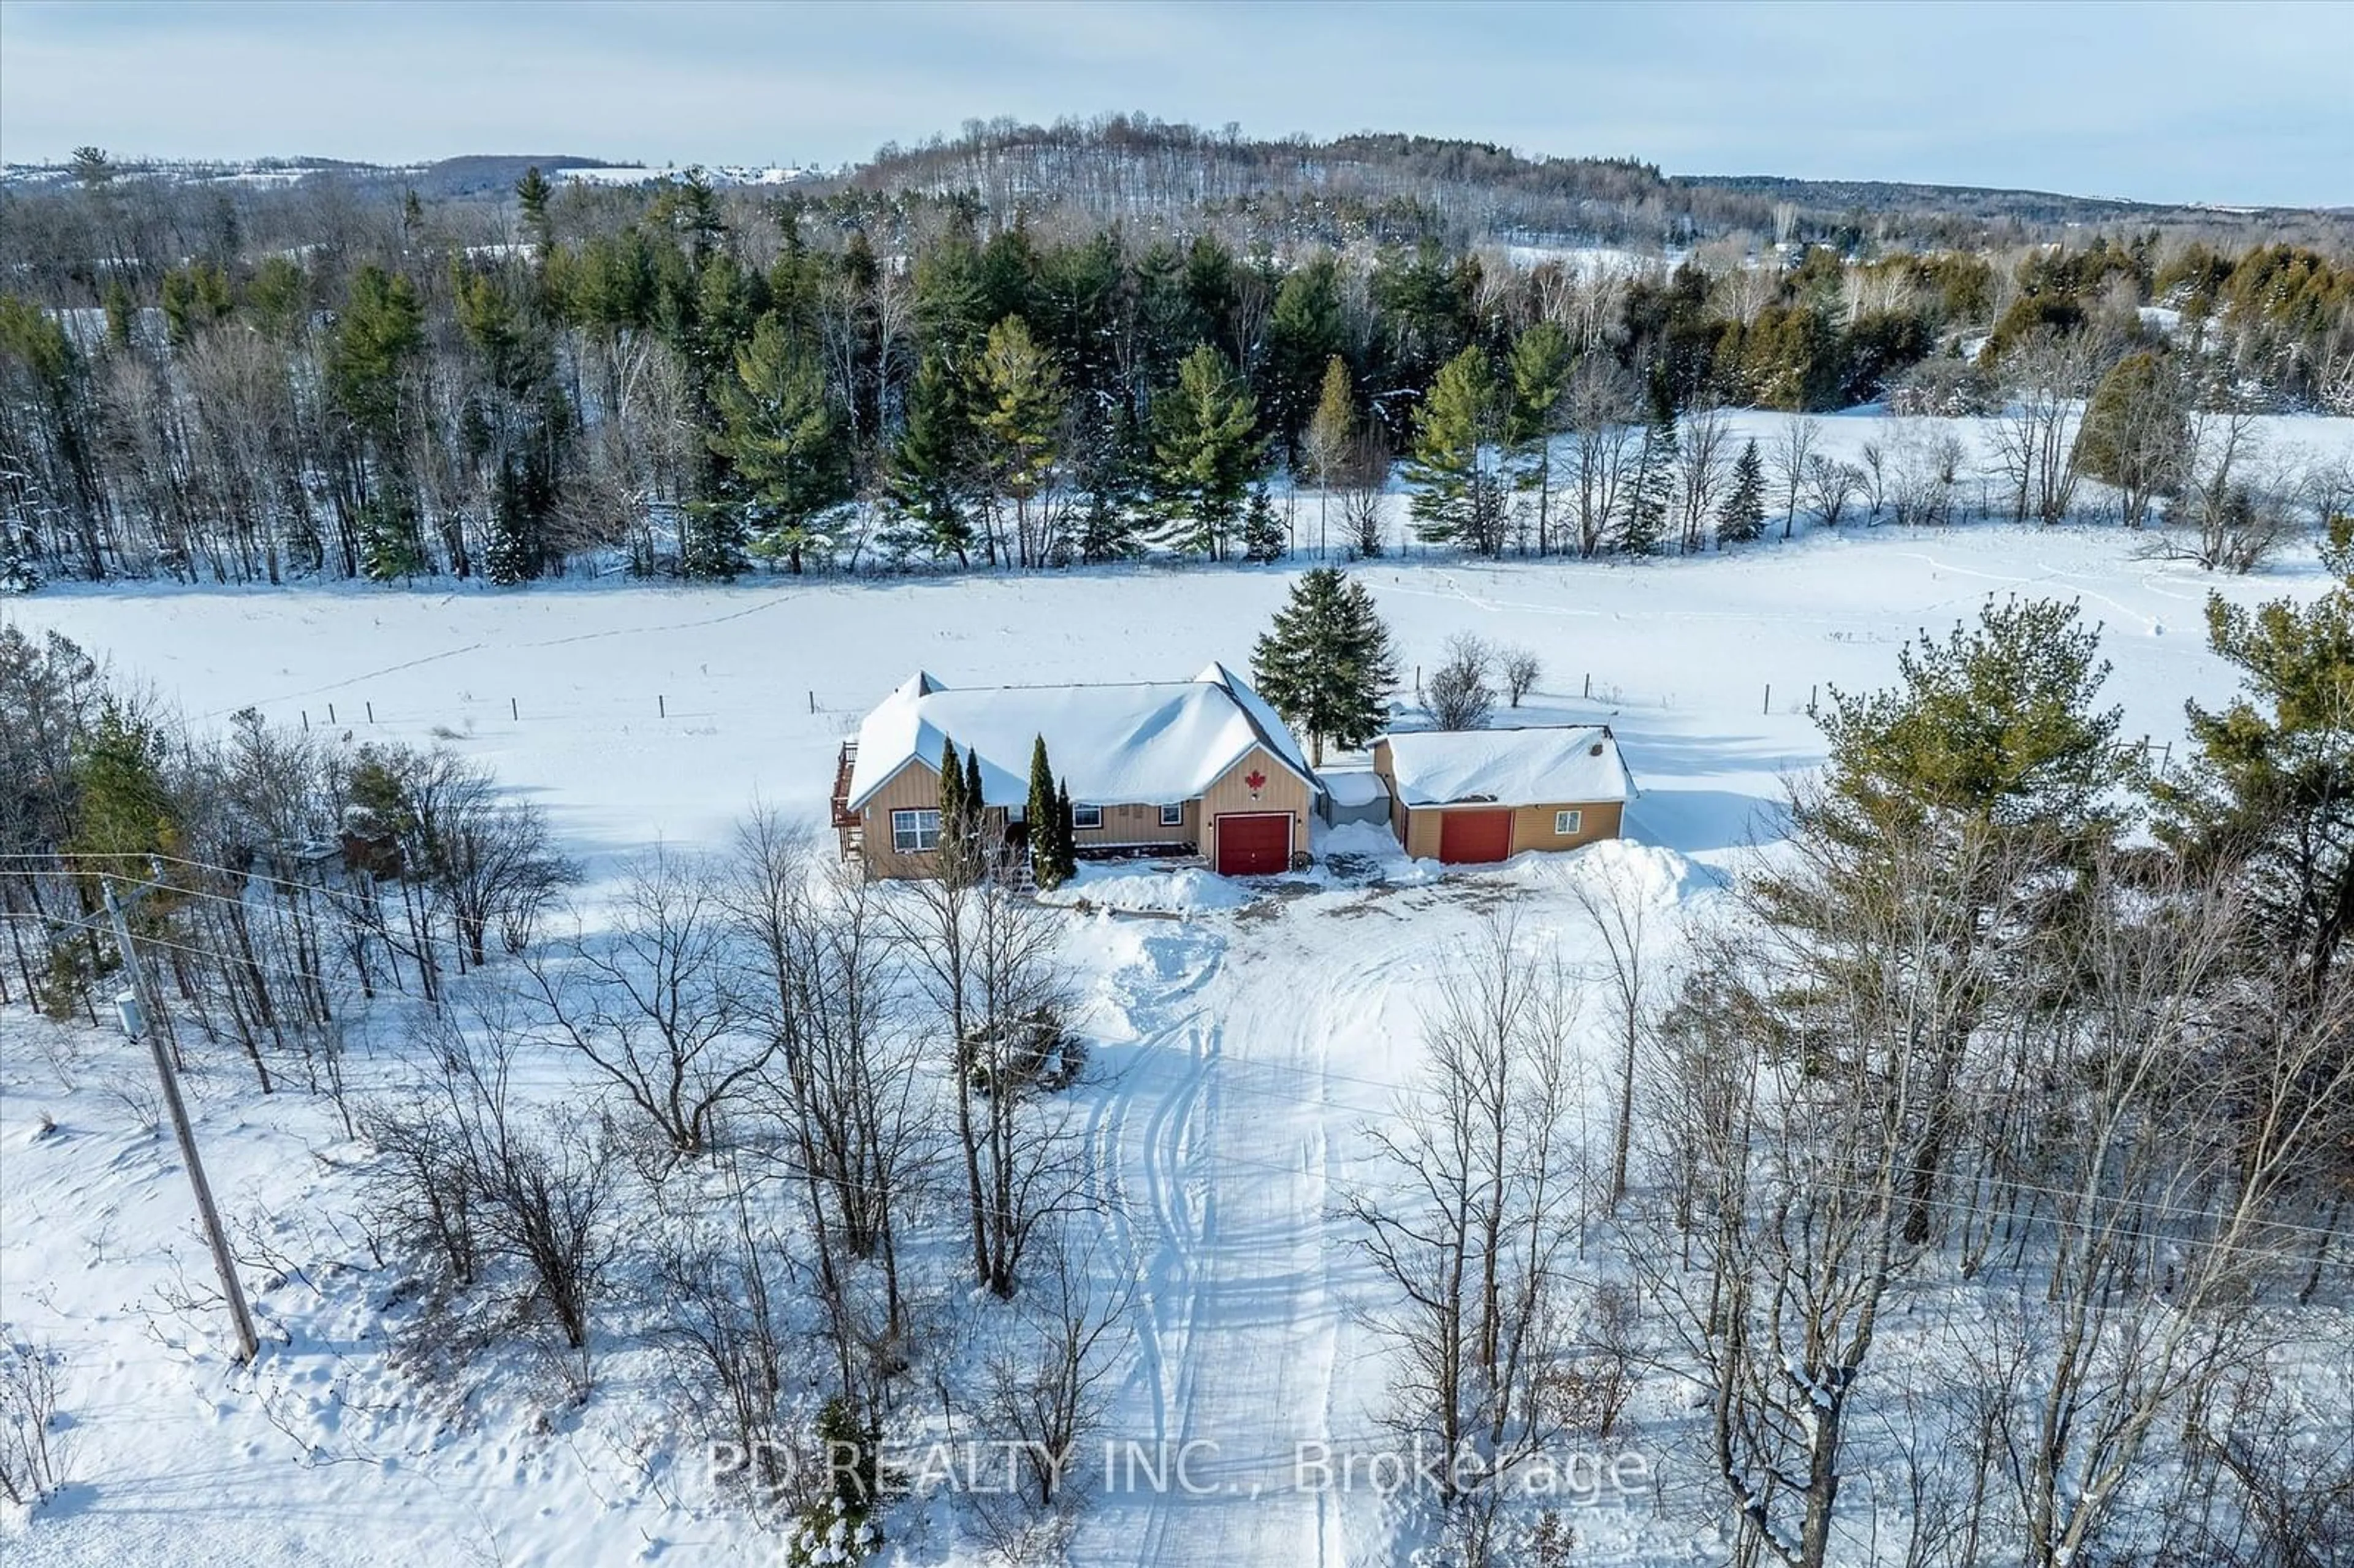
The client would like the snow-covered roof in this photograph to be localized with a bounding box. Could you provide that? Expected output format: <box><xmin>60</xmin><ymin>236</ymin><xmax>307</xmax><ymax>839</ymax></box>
<box><xmin>845</xmin><ymin>664</ymin><xmax>1312</xmax><ymax>813</ymax></box>
<box><xmin>1319</xmin><ymin>769</ymin><xmax>1389</xmax><ymax>808</ymax></box>
<box><xmin>1381</xmin><ymin>726</ymin><xmax>1633</xmax><ymax>807</ymax></box>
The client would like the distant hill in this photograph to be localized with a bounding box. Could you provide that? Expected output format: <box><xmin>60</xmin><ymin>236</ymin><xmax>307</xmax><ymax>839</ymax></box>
<box><xmin>5</xmin><ymin>116</ymin><xmax>2347</xmax><ymax>256</ymax></box>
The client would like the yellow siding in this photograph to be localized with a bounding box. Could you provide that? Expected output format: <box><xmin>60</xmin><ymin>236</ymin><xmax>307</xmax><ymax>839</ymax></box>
<box><xmin>1200</xmin><ymin>746</ymin><xmax>1313</xmax><ymax>869</ymax></box>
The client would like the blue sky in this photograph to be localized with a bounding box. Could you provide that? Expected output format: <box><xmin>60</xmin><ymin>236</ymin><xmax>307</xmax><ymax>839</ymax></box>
<box><xmin>3</xmin><ymin>1</ymin><xmax>2348</xmax><ymax>206</ymax></box>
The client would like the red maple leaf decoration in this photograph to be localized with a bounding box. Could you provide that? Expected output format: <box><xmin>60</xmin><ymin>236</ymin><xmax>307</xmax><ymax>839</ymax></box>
<box><xmin>1244</xmin><ymin>769</ymin><xmax>1267</xmax><ymax>791</ymax></box>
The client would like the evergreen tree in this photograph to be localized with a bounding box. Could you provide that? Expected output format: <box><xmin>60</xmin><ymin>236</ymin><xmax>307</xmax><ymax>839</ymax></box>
<box><xmin>515</xmin><ymin>166</ymin><xmax>555</xmax><ymax>253</ymax></box>
<box><xmin>970</xmin><ymin>315</ymin><xmax>1064</xmax><ymax>568</ymax></box>
<box><xmin>329</xmin><ymin>267</ymin><xmax>424</xmax><ymax>466</ymax></box>
<box><xmin>709</xmin><ymin>311</ymin><xmax>852</xmax><ymax>574</ymax></box>
<box><xmin>678</xmin><ymin>500</ymin><xmax>748</xmax><ymax>581</ymax></box>
<box><xmin>939</xmin><ymin>734</ymin><xmax>968</xmax><ymax>842</ymax></box>
<box><xmin>1303</xmin><ymin>356</ymin><xmax>1357</xmax><ymax>558</ymax></box>
<box><xmin>67</xmin><ymin>701</ymin><xmax>181</xmax><ymax>864</ymax></box>
<box><xmin>1620</xmin><ymin>391</ymin><xmax>1677</xmax><ymax>556</ymax></box>
<box><xmin>1249</xmin><ymin>566</ymin><xmax>1401</xmax><ymax>765</ymax></box>
<box><xmin>358</xmin><ymin>497</ymin><xmax>429</xmax><ymax>582</ymax></box>
<box><xmin>1151</xmin><ymin>344</ymin><xmax>1265</xmax><ymax>559</ymax></box>
<box><xmin>1241</xmin><ymin>486</ymin><xmax>1285</xmax><ymax>563</ymax></box>
<box><xmin>1052</xmin><ymin>779</ymin><xmax>1078</xmax><ymax>886</ymax></box>
<box><xmin>2157</xmin><ymin>517</ymin><xmax>2354</xmax><ymax>997</ymax></box>
<box><xmin>101</xmin><ymin>278</ymin><xmax>134</xmax><ymax>352</ymax></box>
<box><xmin>1770</xmin><ymin>595</ymin><xmax>2127</xmax><ymax>1243</ymax></box>
<box><xmin>1264</xmin><ymin>256</ymin><xmax>1346</xmax><ymax>463</ymax></box>
<box><xmin>1504</xmin><ymin>322</ymin><xmax>1575</xmax><ymax>554</ymax></box>
<box><xmin>1717</xmin><ymin>438</ymin><xmax>1768</xmax><ymax>545</ymax></box>
<box><xmin>1027</xmin><ymin>734</ymin><xmax>1064</xmax><ymax>889</ymax></box>
<box><xmin>935</xmin><ymin>734</ymin><xmax>987</xmax><ymax>886</ymax></box>
<box><xmin>889</xmin><ymin>350</ymin><xmax>975</xmax><ymax>565</ymax></box>
<box><xmin>1405</xmin><ymin>346</ymin><xmax>1507</xmax><ymax>554</ymax></box>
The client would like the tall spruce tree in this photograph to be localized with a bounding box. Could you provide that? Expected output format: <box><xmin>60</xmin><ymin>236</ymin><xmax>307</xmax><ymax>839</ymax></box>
<box><xmin>1264</xmin><ymin>256</ymin><xmax>1346</xmax><ymax>465</ymax></box>
<box><xmin>1303</xmin><ymin>356</ymin><xmax>1357</xmax><ymax>559</ymax></box>
<box><xmin>516</xmin><ymin>166</ymin><xmax>555</xmax><ymax>253</ymax></box>
<box><xmin>1405</xmin><ymin>346</ymin><xmax>1507</xmax><ymax>554</ymax></box>
<box><xmin>1249</xmin><ymin>566</ymin><xmax>1401</xmax><ymax>765</ymax></box>
<box><xmin>939</xmin><ymin>734</ymin><xmax>968</xmax><ymax>837</ymax></box>
<box><xmin>1027</xmin><ymin>734</ymin><xmax>1064</xmax><ymax>888</ymax></box>
<box><xmin>1620</xmin><ymin>387</ymin><xmax>1678</xmax><ymax>556</ymax></box>
<box><xmin>972</xmin><ymin>314</ymin><xmax>1064</xmax><ymax>567</ymax></box>
<box><xmin>1505</xmin><ymin>322</ymin><xmax>1575</xmax><ymax>555</ymax></box>
<box><xmin>1717</xmin><ymin>438</ymin><xmax>1768</xmax><ymax>545</ymax></box>
<box><xmin>1051</xmin><ymin>778</ymin><xmax>1078</xmax><ymax>886</ymax></box>
<box><xmin>891</xmin><ymin>349</ymin><xmax>976</xmax><ymax>565</ymax></box>
<box><xmin>709</xmin><ymin>311</ymin><xmax>852</xmax><ymax>575</ymax></box>
<box><xmin>1151</xmin><ymin>344</ymin><xmax>1265</xmax><ymax>559</ymax></box>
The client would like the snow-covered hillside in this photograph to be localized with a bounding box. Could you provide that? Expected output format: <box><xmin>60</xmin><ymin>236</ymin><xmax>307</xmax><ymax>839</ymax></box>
<box><xmin>1</xmin><ymin>524</ymin><xmax>2343</xmax><ymax>1567</ymax></box>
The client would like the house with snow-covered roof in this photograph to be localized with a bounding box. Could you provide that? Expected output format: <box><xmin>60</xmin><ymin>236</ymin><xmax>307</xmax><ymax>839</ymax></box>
<box><xmin>1371</xmin><ymin>725</ymin><xmax>1633</xmax><ymax>864</ymax></box>
<box><xmin>832</xmin><ymin>664</ymin><xmax>1316</xmax><ymax>879</ymax></box>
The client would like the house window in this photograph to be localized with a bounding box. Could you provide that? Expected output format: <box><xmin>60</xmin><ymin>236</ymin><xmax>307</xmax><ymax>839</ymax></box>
<box><xmin>1554</xmin><ymin>809</ymin><xmax>1583</xmax><ymax>836</ymax></box>
<box><xmin>1159</xmin><ymin>804</ymin><xmax>1185</xmax><ymax>828</ymax></box>
<box><xmin>891</xmin><ymin>808</ymin><xmax>940</xmax><ymax>853</ymax></box>
<box><xmin>1072</xmin><ymin>804</ymin><xmax>1104</xmax><ymax>831</ymax></box>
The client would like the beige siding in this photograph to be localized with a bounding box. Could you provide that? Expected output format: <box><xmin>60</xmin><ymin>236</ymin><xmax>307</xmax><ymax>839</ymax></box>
<box><xmin>1201</xmin><ymin>746</ymin><xmax>1313</xmax><ymax>869</ymax></box>
<box><xmin>1371</xmin><ymin>739</ymin><xmax>1407</xmax><ymax>845</ymax></box>
<box><xmin>856</xmin><ymin>759</ymin><xmax>947</xmax><ymax>879</ymax></box>
<box><xmin>1070</xmin><ymin>799</ymin><xmax>1195</xmax><ymax>850</ymax></box>
<box><xmin>1396</xmin><ymin>798</ymin><xmax>1625</xmax><ymax>860</ymax></box>
<box><xmin>858</xmin><ymin>745</ymin><xmax>1312</xmax><ymax>878</ymax></box>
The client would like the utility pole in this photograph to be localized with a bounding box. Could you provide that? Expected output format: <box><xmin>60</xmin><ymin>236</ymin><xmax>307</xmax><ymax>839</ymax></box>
<box><xmin>103</xmin><ymin>876</ymin><xmax>262</xmax><ymax>1364</ymax></box>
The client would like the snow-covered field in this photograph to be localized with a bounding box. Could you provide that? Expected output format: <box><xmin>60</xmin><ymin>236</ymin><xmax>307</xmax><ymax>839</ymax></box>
<box><xmin>0</xmin><ymin>520</ymin><xmax>2341</xmax><ymax>1567</ymax></box>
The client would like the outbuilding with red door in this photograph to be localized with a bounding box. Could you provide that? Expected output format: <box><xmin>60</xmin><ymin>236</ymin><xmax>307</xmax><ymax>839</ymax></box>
<box><xmin>1372</xmin><ymin>726</ymin><xmax>1634</xmax><ymax>866</ymax></box>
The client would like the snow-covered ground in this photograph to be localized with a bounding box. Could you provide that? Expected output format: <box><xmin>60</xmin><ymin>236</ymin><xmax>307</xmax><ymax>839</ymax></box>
<box><xmin>1</xmin><ymin>520</ymin><xmax>2341</xmax><ymax>1566</ymax></box>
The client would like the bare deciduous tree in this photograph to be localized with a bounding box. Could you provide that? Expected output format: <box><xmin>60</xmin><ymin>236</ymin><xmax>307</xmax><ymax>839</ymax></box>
<box><xmin>1499</xmin><ymin>646</ymin><xmax>1542</xmax><ymax>709</ymax></box>
<box><xmin>525</xmin><ymin>847</ymin><xmax>763</xmax><ymax>1159</ymax></box>
<box><xmin>1675</xmin><ymin>405</ymin><xmax>1734</xmax><ymax>555</ymax></box>
<box><xmin>1426</xmin><ymin>633</ymin><xmax>1496</xmax><ymax>731</ymax></box>
<box><xmin>1773</xmin><ymin>416</ymin><xmax>1820</xmax><ymax>540</ymax></box>
<box><xmin>1347</xmin><ymin>916</ymin><xmax>1584</xmax><ymax>1553</ymax></box>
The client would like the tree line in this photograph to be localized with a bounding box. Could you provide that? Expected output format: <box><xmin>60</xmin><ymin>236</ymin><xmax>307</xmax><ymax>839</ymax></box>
<box><xmin>3</xmin><ymin>153</ymin><xmax>2349</xmax><ymax>590</ymax></box>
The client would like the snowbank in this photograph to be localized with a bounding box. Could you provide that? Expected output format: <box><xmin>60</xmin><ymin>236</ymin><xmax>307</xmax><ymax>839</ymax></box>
<box><xmin>1036</xmin><ymin>861</ymin><xmax>1257</xmax><ymax>915</ymax></box>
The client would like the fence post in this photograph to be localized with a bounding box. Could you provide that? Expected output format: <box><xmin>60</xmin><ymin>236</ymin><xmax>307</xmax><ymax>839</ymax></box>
<box><xmin>1808</xmin><ymin>684</ymin><xmax>1817</xmax><ymax>715</ymax></box>
<box><xmin>511</xmin><ymin>697</ymin><xmax>519</xmax><ymax>721</ymax></box>
<box><xmin>327</xmin><ymin>703</ymin><xmax>335</xmax><ymax>725</ymax></box>
<box><xmin>1583</xmin><ymin>672</ymin><xmax>1591</xmax><ymax>698</ymax></box>
<box><xmin>365</xmin><ymin>701</ymin><xmax>374</xmax><ymax>724</ymax></box>
<box><xmin>1762</xmin><ymin>683</ymin><xmax>1772</xmax><ymax>716</ymax></box>
<box><xmin>658</xmin><ymin>694</ymin><xmax>666</xmax><ymax>719</ymax></box>
<box><xmin>807</xmin><ymin>690</ymin><xmax>815</xmax><ymax>714</ymax></box>
<box><xmin>300</xmin><ymin>710</ymin><xmax>308</xmax><ymax>732</ymax></box>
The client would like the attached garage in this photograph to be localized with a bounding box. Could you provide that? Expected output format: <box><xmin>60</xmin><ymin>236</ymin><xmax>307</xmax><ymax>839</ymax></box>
<box><xmin>1436</xmin><ymin>808</ymin><xmax>1514</xmax><ymax>864</ymax></box>
<box><xmin>1213</xmin><ymin>811</ymin><xmax>1293</xmax><ymax>876</ymax></box>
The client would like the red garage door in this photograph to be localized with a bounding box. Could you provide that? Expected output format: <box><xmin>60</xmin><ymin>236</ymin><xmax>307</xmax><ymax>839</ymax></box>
<box><xmin>1438</xmin><ymin>809</ymin><xmax>1513</xmax><ymax>864</ymax></box>
<box><xmin>1215</xmin><ymin>812</ymin><xmax>1292</xmax><ymax>876</ymax></box>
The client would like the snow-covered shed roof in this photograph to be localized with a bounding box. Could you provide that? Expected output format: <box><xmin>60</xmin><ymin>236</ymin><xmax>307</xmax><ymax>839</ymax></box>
<box><xmin>1381</xmin><ymin>725</ymin><xmax>1633</xmax><ymax>808</ymax></box>
<box><xmin>845</xmin><ymin>664</ymin><xmax>1312</xmax><ymax>813</ymax></box>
